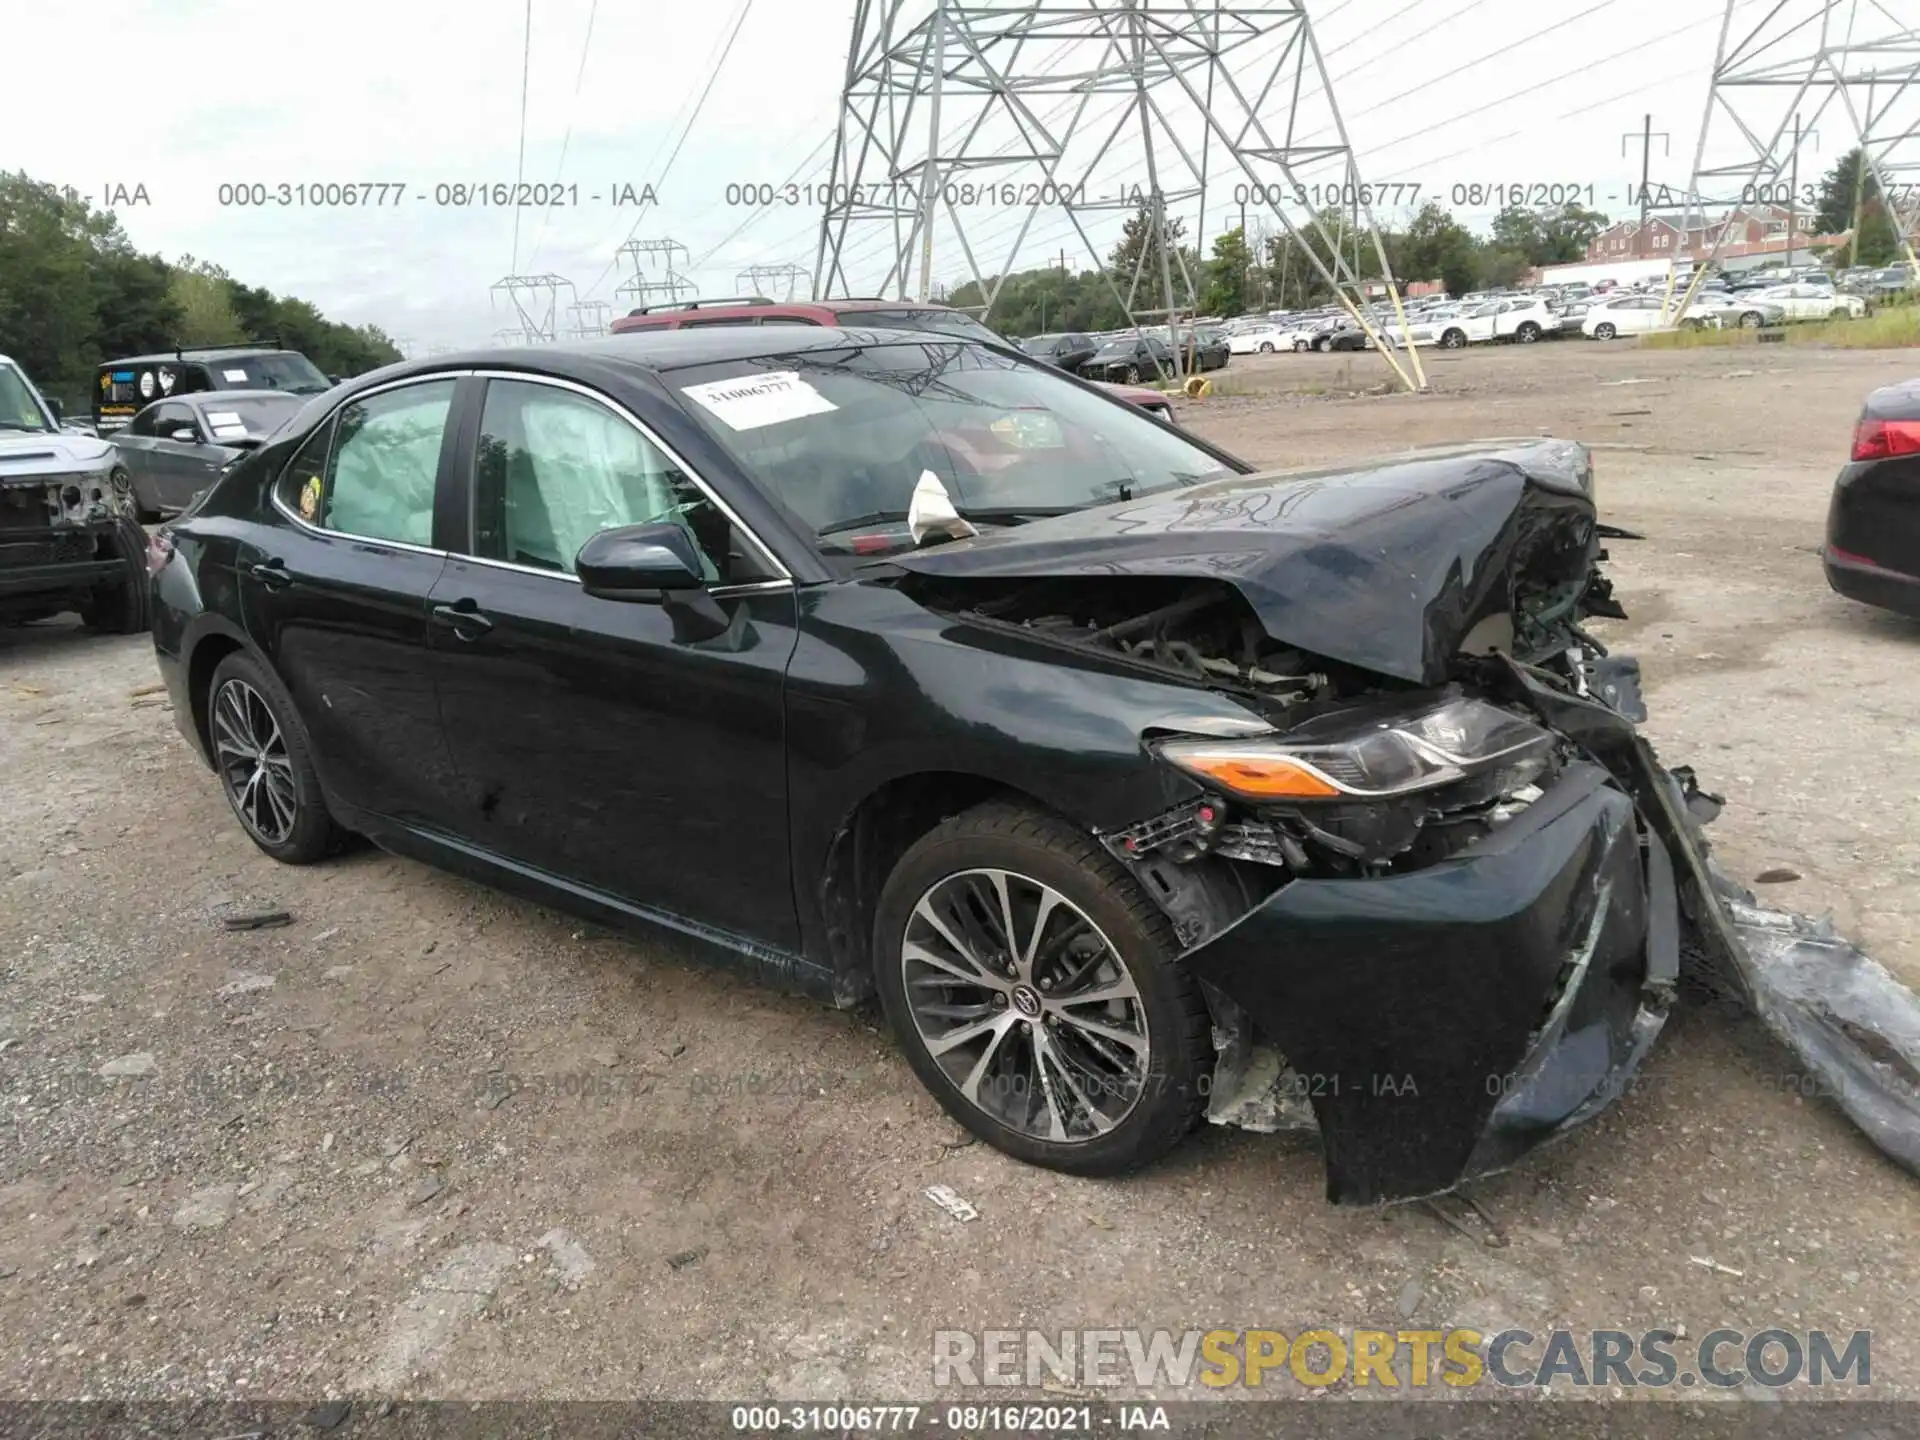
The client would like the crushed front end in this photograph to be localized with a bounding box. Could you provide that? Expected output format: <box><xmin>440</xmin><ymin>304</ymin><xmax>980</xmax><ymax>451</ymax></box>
<box><xmin>895</xmin><ymin>437</ymin><xmax>1920</xmax><ymax>1203</ymax></box>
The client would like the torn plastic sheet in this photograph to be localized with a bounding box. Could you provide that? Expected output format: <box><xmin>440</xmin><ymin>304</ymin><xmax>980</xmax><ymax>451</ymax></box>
<box><xmin>1711</xmin><ymin>866</ymin><xmax>1920</xmax><ymax>1179</ymax></box>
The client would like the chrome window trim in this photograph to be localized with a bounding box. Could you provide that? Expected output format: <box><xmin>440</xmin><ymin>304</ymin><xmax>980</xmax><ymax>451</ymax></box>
<box><xmin>439</xmin><ymin>549</ymin><xmax>793</xmax><ymax>598</ymax></box>
<box><xmin>467</xmin><ymin>368</ymin><xmax>791</xmax><ymax>582</ymax></box>
<box><xmin>268</xmin><ymin>372</ymin><xmax>468</xmax><ymax>552</ymax></box>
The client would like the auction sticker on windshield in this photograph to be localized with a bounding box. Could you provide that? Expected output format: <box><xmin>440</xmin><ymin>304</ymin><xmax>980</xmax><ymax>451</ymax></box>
<box><xmin>680</xmin><ymin>370</ymin><xmax>837</xmax><ymax>431</ymax></box>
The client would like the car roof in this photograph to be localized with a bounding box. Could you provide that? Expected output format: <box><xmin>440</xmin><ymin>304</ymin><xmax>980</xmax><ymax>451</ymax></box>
<box><xmin>100</xmin><ymin>347</ymin><xmax>302</xmax><ymax>366</ymax></box>
<box><xmin>178</xmin><ymin>389</ymin><xmax>302</xmax><ymax>406</ymax></box>
<box><xmin>342</xmin><ymin>326</ymin><xmax>994</xmax><ymax>389</ymax></box>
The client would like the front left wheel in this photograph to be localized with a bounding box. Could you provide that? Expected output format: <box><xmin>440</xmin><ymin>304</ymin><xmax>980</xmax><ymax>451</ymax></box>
<box><xmin>873</xmin><ymin>802</ymin><xmax>1213</xmax><ymax>1177</ymax></box>
<box><xmin>206</xmin><ymin>651</ymin><xmax>342</xmax><ymax>864</ymax></box>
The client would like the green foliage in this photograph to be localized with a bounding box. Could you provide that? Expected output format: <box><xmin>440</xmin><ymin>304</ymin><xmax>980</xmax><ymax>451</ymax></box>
<box><xmin>1814</xmin><ymin>149</ymin><xmax>1871</xmax><ymax>237</ymax></box>
<box><xmin>1200</xmin><ymin>226</ymin><xmax>1255</xmax><ymax>317</ymax></box>
<box><xmin>0</xmin><ymin>169</ymin><xmax>401</xmax><ymax>400</ymax></box>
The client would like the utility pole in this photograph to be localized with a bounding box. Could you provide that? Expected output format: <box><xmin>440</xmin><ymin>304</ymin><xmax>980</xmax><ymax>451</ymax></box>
<box><xmin>1623</xmin><ymin>114</ymin><xmax>1670</xmax><ymax>256</ymax></box>
<box><xmin>1786</xmin><ymin>113</ymin><xmax>1816</xmax><ymax>262</ymax></box>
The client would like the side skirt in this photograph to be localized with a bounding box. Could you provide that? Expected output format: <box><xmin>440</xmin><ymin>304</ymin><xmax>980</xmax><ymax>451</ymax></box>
<box><xmin>338</xmin><ymin>805</ymin><xmax>841</xmax><ymax>1006</ymax></box>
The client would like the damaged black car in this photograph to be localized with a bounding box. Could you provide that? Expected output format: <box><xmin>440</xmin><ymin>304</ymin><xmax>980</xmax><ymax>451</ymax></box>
<box><xmin>149</xmin><ymin>328</ymin><xmax>1920</xmax><ymax>1205</ymax></box>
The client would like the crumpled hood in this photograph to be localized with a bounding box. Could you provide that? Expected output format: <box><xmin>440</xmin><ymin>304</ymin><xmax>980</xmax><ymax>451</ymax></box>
<box><xmin>891</xmin><ymin>438</ymin><xmax>1598</xmax><ymax>684</ymax></box>
<box><xmin>0</xmin><ymin>431</ymin><xmax>116</xmax><ymax>476</ymax></box>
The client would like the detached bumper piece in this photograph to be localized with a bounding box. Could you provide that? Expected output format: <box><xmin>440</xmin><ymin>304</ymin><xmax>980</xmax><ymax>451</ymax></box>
<box><xmin>1187</xmin><ymin>762</ymin><xmax>1676</xmax><ymax>1205</ymax></box>
<box><xmin>1714</xmin><ymin>867</ymin><xmax>1920</xmax><ymax>1179</ymax></box>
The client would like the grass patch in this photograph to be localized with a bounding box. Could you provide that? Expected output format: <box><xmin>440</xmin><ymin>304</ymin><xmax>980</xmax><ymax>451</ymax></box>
<box><xmin>1640</xmin><ymin>303</ymin><xmax>1920</xmax><ymax>350</ymax></box>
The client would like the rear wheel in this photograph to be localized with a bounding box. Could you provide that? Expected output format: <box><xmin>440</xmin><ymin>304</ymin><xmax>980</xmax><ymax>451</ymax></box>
<box><xmin>1292</xmin><ymin>339</ymin><xmax>1309</xmax><ymax>352</ymax></box>
<box><xmin>1258</xmin><ymin>341</ymin><xmax>1275</xmax><ymax>353</ymax></box>
<box><xmin>1515</xmin><ymin>321</ymin><xmax>1541</xmax><ymax>343</ymax></box>
<box><xmin>1593</xmin><ymin>322</ymin><xmax>1617</xmax><ymax>341</ymax></box>
<box><xmin>1739</xmin><ymin>310</ymin><xmax>1763</xmax><ymax>329</ymax></box>
<box><xmin>80</xmin><ymin>515</ymin><xmax>151</xmax><ymax>635</ymax></box>
<box><xmin>1314</xmin><ymin>336</ymin><xmax>1332</xmax><ymax>352</ymax></box>
<box><xmin>206</xmin><ymin>650</ymin><xmax>342</xmax><ymax>864</ymax></box>
<box><xmin>873</xmin><ymin>802</ymin><xmax>1212</xmax><ymax>1176</ymax></box>
<box><xmin>1441</xmin><ymin>328</ymin><xmax>1467</xmax><ymax>349</ymax></box>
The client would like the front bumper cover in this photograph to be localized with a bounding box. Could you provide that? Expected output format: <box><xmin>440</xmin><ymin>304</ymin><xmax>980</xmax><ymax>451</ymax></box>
<box><xmin>1186</xmin><ymin>760</ymin><xmax>1675</xmax><ymax>1205</ymax></box>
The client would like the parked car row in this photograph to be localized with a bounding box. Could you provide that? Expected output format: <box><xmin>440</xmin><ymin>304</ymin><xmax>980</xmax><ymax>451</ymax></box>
<box><xmin>1017</xmin><ymin>325</ymin><xmax>1232</xmax><ymax>382</ymax></box>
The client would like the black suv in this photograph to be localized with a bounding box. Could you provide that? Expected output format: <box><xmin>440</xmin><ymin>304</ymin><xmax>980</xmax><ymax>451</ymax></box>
<box><xmin>94</xmin><ymin>347</ymin><xmax>332</xmax><ymax>434</ymax></box>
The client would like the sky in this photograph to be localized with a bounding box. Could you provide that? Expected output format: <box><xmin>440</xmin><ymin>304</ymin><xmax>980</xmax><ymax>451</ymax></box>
<box><xmin>0</xmin><ymin>0</ymin><xmax>1898</xmax><ymax>350</ymax></box>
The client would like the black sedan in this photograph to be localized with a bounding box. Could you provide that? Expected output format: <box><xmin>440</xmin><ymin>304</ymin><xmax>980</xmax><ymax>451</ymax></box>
<box><xmin>111</xmin><ymin>391</ymin><xmax>303</xmax><ymax>522</ymax></box>
<box><xmin>152</xmin><ymin>326</ymin><xmax>1704</xmax><ymax>1205</ymax></box>
<box><xmin>1018</xmin><ymin>332</ymin><xmax>1098</xmax><ymax>375</ymax></box>
<box><xmin>1825</xmin><ymin>377</ymin><xmax>1920</xmax><ymax>617</ymax></box>
<box><xmin>1082</xmin><ymin>334</ymin><xmax>1176</xmax><ymax>383</ymax></box>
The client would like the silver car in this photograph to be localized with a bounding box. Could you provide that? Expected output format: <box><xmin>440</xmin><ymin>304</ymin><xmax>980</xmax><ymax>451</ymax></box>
<box><xmin>110</xmin><ymin>391</ymin><xmax>303</xmax><ymax>521</ymax></box>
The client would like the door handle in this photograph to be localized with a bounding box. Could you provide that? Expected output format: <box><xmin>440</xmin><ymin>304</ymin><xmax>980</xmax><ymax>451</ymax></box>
<box><xmin>248</xmin><ymin>561</ymin><xmax>292</xmax><ymax>590</ymax></box>
<box><xmin>431</xmin><ymin>601</ymin><xmax>493</xmax><ymax>639</ymax></box>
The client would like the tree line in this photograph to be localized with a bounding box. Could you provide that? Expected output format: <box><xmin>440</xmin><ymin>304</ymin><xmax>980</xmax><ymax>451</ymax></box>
<box><xmin>948</xmin><ymin>147</ymin><xmax>1905</xmax><ymax>338</ymax></box>
<box><xmin>0</xmin><ymin>171</ymin><xmax>402</xmax><ymax>407</ymax></box>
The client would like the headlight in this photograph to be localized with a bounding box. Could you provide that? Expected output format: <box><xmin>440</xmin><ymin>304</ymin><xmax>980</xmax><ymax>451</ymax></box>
<box><xmin>1158</xmin><ymin>697</ymin><xmax>1554</xmax><ymax>802</ymax></box>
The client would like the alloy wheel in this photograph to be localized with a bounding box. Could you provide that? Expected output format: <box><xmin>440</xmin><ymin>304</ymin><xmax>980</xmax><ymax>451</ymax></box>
<box><xmin>900</xmin><ymin>867</ymin><xmax>1151</xmax><ymax>1144</ymax></box>
<box><xmin>212</xmin><ymin>678</ymin><xmax>298</xmax><ymax>845</ymax></box>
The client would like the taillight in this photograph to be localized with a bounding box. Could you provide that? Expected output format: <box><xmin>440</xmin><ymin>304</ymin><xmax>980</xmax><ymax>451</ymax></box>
<box><xmin>1851</xmin><ymin>416</ymin><xmax>1920</xmax><ymax>461</ymax></box>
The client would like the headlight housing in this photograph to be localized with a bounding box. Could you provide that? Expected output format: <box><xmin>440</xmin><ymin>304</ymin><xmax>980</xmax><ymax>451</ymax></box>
<box><xmin>1158</xmin><ymin>696</ymin><xmax>1554</xmax><ymax>802</ymax></box>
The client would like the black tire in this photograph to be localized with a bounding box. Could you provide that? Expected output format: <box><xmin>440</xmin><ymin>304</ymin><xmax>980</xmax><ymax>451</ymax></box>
<box><xmin>872</xmin><ymin>801</ymin><xmax>1213</xmax><ymax>1177</ymax></box>
<box><xmin>206</xmin><ymin>650</ymin><xmax>342</xmax><ymax>864</ymax></box>
<box><xmin>1738</xmin><ymin>311</ymin><xmax>1762</xmax><ymax>329</ymax></box>
<box><xmin>1124</xmin><ymin>364</ymin><xmax>1142</xmax><ymax>383</ymax></box>
<box><xmin>81</xmin><ymin>515</ymin><xmax>151</xmax><ymax>635</ymax></box>
<box><xmin>1515</xmin><ymin>321</ymin><xmax>1541</xmax><ymax>343</ymax></box>
<box><xmin>1314</xmin><ymin>336</ymin><xmax>1331</xmax><ymax>352</ymax></box>
<box><xmin>1293</xmin><ymin>339</ymin><xmax>1309</xmax><ymax>352</ymax></box>
<box><xmin>1258</xmin><ymin>341</ymin><xmax>1274</xmax><ymax>353</ymax></box>
<box><xmin>1593</xmin><ymin>322</ymin><xmax>1617</xmax><ymax>341</ymax></box>
<box><xmin>1441</xmin><ymin>328</ymin><xmax>1466</xmax><ymax>349</ymax></box>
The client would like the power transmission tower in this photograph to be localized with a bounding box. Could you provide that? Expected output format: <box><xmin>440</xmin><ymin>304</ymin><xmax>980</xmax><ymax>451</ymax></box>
<box><xmin>1668</xmin><ymin>0</ymin><xmax>1920</xmax><ymax>315</ymax></box>
<box><xmin>490</xmin><ymin>327</ymin><xmax>531</xmax><ymax>348</ymax></box>
<box><xmin>488</xmin><ymin>274</ymin><xmax>576</xmax><ymax>344</ymax></box>
<box><xmin>614</xmin><ymin>239</ymin><xmax>698</xmax><ymax>309</ymax></box>
<box><xmin>814</xmin><ymin>0</ymin><xmax>1424</xmax><ymax>390</ymax></box>
<box><xmin>736</xmin><ymin>262</ymin><xmax>813</xmax><ymax>300</ymax></box>
<box><xmin>1621</xmin><ymin>114</ymin><xmax>1671</xmax><ymax>241</ymax></box>
<box><xmin>566</xmin><ymin>300</ymin><xmax>613</xmax><ymax>338</ymax></box>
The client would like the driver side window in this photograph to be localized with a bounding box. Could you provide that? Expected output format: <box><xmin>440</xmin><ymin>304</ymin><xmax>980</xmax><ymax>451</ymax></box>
<box><xmin>470</xmin><ymin>379</ymin><xmax>756</xmax><ymax>583</ymax></box>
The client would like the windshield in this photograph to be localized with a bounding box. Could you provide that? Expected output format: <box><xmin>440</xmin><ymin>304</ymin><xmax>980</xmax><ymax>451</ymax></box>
<box><xmin>0</xmin><ymin>364</ymin><xmax>55</xmax><ymax>432</ymax></box>
<box><xmin>671</xmin><ymin>339</ymin><xmax>1236</xmax><ymax>558</ymax></box>
<box><xmin>217</xmin><ymin>352</ymin><xmax>331</xmax><ymax>394</ymax></box>
<box><xmin>200</xmin><ymin>395</ymin><xmax>303</xmax><ymax>441</ymax></box>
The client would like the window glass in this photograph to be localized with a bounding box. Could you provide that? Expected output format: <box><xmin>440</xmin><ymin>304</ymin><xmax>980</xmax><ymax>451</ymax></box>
<box><xmin>671</xmin><ymin>339</ymin><xmax>1236</xmax><ymax>559</ymax></box>
<box><xmin>472</xmin><ymin>378</ymin><xmax>746</xmax><ymax>583</ymax></box>
<box><xmin>155</xmin><ymin>404</ymin><xmax>197</xmax><ymax>438</ymax></box>
<box><xmin>319</xmin><ymin>380</ymin><xmax>454</xmax><ymax>544</ymax></box>
<box><xmin>276</xmin><ymin>418</ymin><xmax>335</xmax><ymax>522</ymax></box>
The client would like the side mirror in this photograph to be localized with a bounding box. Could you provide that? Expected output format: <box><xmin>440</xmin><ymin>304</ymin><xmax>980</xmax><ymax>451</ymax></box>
<box><xmin>46</xmin><ymin>398</ymin><xmax>63</xmax><ymax>421</ymax></box>
<box><xmin>575</xmin><ymin>521</ymin><xmax>707</xmax><ymax>600</ymax></box>
<box><xmin>171</xmin><ymin>428</ymin><xmax>198</xmax><ymax>442</ymax></box>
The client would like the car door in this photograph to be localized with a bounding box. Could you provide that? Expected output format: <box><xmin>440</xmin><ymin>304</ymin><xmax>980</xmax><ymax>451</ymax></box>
<box><xmin>143</xmin><ymin>402</ymin><xmax>223</xmax><ymax>514</ymax></box>
<box><xmin>1467</xmin><ymin>302</ymin><xmax>1502</xmax><ymax>342</ymax></box>
<box><xmin>236</xmin><ymin>376</ymin><xmax>465</xmax><ymax>829</ymax></box>
<box><xmin>424</xmin><ymin>372</ymin><xmax>803</xmax><ymax>950</ymax></box>
<box><xmin>112</xmin><ymin>405</ymin><xmax>167</xmax><ymax>513</ymax></box>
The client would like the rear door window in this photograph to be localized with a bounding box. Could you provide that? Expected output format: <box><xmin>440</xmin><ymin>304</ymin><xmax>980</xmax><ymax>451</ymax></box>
<box><xmin>295</xmin><ymin>381</ymin><xmax>455</xmax><ymax>545</ymax></box>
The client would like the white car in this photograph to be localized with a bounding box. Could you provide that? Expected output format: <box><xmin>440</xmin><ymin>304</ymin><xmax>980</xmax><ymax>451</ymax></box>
<box><xmin>1580</xmin><ymin>294</ymin><xmax>1718</xmax><ymax>339</ymax></box>
<box><xmin>1227</xmin><ymin>325</ymin><xmax>1290</xmax><ymax>355</ymax></box>
<box><xmin>1750</xmin><ymin>283</ymin><xmax>1866</xmax><ymax>321</ymax></box>
<box><xmin>1419</xmin><ymin>297</ymin><xmax>1558</xmax><ymax>349</ymax></box>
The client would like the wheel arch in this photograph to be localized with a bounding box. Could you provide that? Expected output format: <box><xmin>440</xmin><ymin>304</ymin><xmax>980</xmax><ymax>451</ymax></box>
<box><xmin>816</xmin><ymin>769</ymin><xmax>1065</xmax><ymax>1004</ymax></box>
<box><xmin>183</xmin><ymin>625</ymin><xmax>251</xmax><ymax>768</ymax></box>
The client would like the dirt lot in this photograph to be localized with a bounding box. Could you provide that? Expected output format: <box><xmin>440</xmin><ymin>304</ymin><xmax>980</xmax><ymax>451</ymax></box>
<box><xmin>2</xmin><ymin>339</ymin><xmax>1917</xmax><ymax>1408</ymax></box>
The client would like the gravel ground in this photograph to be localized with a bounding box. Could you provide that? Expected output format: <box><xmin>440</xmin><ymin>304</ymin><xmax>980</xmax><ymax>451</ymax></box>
<box><xmin>1</xmin><ymin>339</ymin><xmax>1916</xmax><ymax>1408</ymax></box>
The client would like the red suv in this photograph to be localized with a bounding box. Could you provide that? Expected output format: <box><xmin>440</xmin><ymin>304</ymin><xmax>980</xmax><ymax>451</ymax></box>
<box><xmin>609</xmin><ymin>297</ymin><xmax>1174</xmax><ymax>420</ymax></box>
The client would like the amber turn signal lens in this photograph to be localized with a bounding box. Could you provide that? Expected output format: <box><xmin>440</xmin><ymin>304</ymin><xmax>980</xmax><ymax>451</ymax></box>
<box><xmin>1167</xmin><ymin>751</ymin><xmax>1342</xmax><ymax>799</ymax></box>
